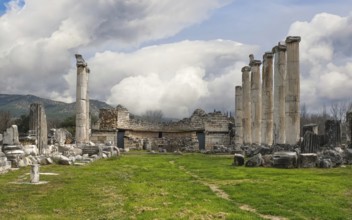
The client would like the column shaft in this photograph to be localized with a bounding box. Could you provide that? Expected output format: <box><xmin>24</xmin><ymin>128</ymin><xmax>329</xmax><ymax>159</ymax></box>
<box><xmin>261</xmin><ymin>52</ymin><xmax>274</xmax><ymax>145</ymax></box>
<box><xmin>285</xmin><ymin>36</ymin><xmax>301</xmax><ymax>145</ymax></box>
<box><xmin>250</xmin><ymin>59</ymin><xmax>262</xmax><ymax>145</ymax></box>
<box><xmin>242</xmin><ymin>66</ymin><xmax>252</xmax><ymax>144</ymax></box>
<box><xmin>75</xmin><ymin>54</ymin><xmax>89</xmax><ymax>145</ymax></box>
<box><xmin>273</xmin><ymin>43</ymin><xmax>287</xmax><ymax>144</ymax></box>
<box><xmin>235</xmin><ymin>86</ymin><xmax>243</xmax><ymax>145</ymax></box>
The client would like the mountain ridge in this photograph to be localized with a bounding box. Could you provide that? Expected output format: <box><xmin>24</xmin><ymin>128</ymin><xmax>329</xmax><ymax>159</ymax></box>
<box><xmin>0</xmin><ymin>94</ymin><xmax>113</xmax><ymax>120</ymax></box>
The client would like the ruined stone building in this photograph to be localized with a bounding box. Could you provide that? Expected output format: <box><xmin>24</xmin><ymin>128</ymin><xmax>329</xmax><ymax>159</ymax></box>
<box><xmin>90</xmin><ymin>36</ymin><xmax>302</xmax><ymax>150</ymax></box>
<box><xmin>91</xmin><ymin>106</ymin><xmax>234</xmax><ymax>151</ymax></box>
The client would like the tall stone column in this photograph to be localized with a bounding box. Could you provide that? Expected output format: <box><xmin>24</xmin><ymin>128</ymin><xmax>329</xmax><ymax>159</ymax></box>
<box><xmin>273</xmin><ymin>43</ymin><xmax>287</xmax><ymax>145</ymax></box>
<box><xmin>86</xmin><ymin>67</ymin><xmax>91</xmax><ymax>141</ymax></box>
<box><xmin>75</xmin><ymin>54</ymin><xmax>89</xmax><ymax>145</ymax></box>
<box><xmin>261</xmin><ymin>52</ymin><xmax>274</xmax><ymax>145</ymax></box>
<box><xmin>235</xmin><ymin>86</ymin><xmax>243</xmax><ymax>145</ymax></box>
<box><xmin>285</xmin><ymin>36</ymin><xmax>301</xmax><ymax>145</ymax></box>
<box><xmin>29</xmin><ymin>103</ymin><xmax>48</xmax><ymax>154</ymax></box>
<box><xmin>242</xmin><ymin>66</ymin><xmax>252</xmax><ymax>145</ymax></box>
<box><xmin>250</xmin><ymin>57</ymin><xmax>262</xmax><ymax>145</ymax></box>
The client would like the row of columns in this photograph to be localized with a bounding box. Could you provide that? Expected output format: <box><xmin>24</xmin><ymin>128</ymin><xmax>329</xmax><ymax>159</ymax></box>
<box><xmin>235</xmin><ymin>36</ymin><xmax>301</xmax><ymax>146</ymax></box>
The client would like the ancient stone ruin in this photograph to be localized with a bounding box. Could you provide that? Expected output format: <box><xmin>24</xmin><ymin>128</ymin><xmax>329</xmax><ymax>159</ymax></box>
<box><xmin>233</xmin><ymin>36</ymin><xmax>352</xmax><ymax>168</ymax></box>
<box><xmin>1</xmin><ymin>40</ymin><xmax>352</xmax><ymax>175</ymax></box>
<box><xmin>92</xmin><ymin>106</ymin><xmax>234</xmax><ymax>152</ymax></box>
<box><xmin>0</xmin><ymin>54</ymin><xmax>119</xmax><ymax>175</ymax></box>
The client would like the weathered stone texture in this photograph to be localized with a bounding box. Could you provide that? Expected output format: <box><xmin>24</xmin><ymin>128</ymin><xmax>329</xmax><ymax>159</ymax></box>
<box><xmin>235</xmin><ymin>86</ymin><xmax>243</xmax><ymax>145</ymax></box>
<box><xmin>29</xmin><ymin>103</ymin><xmax>48</xmax><ymax>154</ymax></box>
<box><xmin>301</xmin><ymin>131</ymin><xmax>320</xmax><ymax>153</ymax></box>
<box><xmin>94</xmin><ymin>106</ymin><xmax>233</xmax><ymax>151</ymax></box>
<box><xmin>285</xmin><ymin>36</ymin><xmax>301</xmax><ymax>145</ymax></box>
<box><xmin>261</xmin><ymin>52</ymin><xmax>274</xmax><ymax>145</ymax></box>
<box><xmin>302</xmin><ymin>124</ymin><xmax>318</xmax><ymax>135</ymax></box>
<box><xmin>273</xmin><ymin>43</ymin><xmax>286</xmax><ymax>144</ymax></box>
<box><xmin>242</xmin><ymin>66</ymin><xmax>252</xmax><ymax>144</ymax></box>
<box><xmin>75</xmin><ymin>54</ymin><xmax>90</xmax><ymax>145</ymax></box>
<box><xmin>273</xmin><ymin>151</ymin><xmax>297</xmax><ymax>168</ymax></box>
<box><xmin>3</xmin><ymin>125</ymin><xmax>20</xmax><ymax>145</ymax></box>
<box><xmin>250</xmin><ymin>59</ymin><xmax>262</xmax><ymax>145</ymax></box>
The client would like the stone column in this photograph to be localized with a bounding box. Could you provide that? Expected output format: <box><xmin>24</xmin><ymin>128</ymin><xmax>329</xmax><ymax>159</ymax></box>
<box><xmin>235</xmin><ymin>86</ymin><xmax>243</xmax><ymax>145</ymax></box>
<box><xmin>29</xmin><ymin>103</ymin><xmax>48</xmax><ymax>155</ymax></box>
<box><xmin>273</xmin><ymin>43</ymin><xmax>287</xmax><ymax>145</ymax></box>
<box><xmin>261</xmin><ymin>52</ymin><xmax>274</xmax><ymax>145</ymax></box>
<box><xmin>30</xmin><ymin>164</ymin><xmax>40</xmax><ymax>183</ymax></box>
<box><xmin>242</xmin><ymin>66</ymin><xmax>252</xmax><ymax>145</ymax></box>
<box><xmin>250</xmin><ymin>57</ymin><xmax>262</xmax><ymax>145</ymax></box>
<box><xmin>86</xmin><ymin>67</ymin><xmax>91</xmax><ymax>142</ymax></box>
<box><xmin>285</xmin><ymin>36</ymin><xmax>301</xmax><ymax>145</ymax></box>
<box><xmin>75</xmin><ymin>54</ymin><xmax>89</xmax><ymax>145</ymax></box>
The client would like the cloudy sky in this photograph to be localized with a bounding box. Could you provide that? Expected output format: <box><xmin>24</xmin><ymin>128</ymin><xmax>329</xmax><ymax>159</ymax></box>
<box><xmin>1</xmin><ymin>0</ymin><xmax>352</xmax><ymax>118</ymax></box>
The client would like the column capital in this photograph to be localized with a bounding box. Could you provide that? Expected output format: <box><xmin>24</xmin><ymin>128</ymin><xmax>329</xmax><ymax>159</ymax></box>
<box><xmin>285</xmin><ymin>36</ymin><xmax>301</xmax><ymax>43</ymax></box>
<box><xmin>250</xmin><ymin>60</ymin><xmax>262</xmax><ymax>67</ymax></box>
<box><xmin>235</xmin><ymin>85</ymin><xmax>242</xmax><ymax>90</ymax></box>
<box><xmin>75</xmin><ymin>54</ymin><xmax>87</xmax><ymax>67</ymax></box>
<box><xmin>272</xmin><ymin>42</ymin><xmax>287</xmax><ymax>53</ymax></box>
<box><xmin>241</xmin><ymin>66</ymin><xmax>251</xmax><ymax>72</ymax></box>
<box><xmin>263</xmin><ymin>52</ymin><xmax>274</xmax><ymax>59</ymax></box>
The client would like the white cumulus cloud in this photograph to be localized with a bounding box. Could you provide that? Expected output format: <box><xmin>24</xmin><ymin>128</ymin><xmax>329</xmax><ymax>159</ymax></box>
<box><xmin>0</xmin><ymin>0</ymin><xmax>230</xmax><ymax>103</ymax></box>
<box><xmin>64</xmin><ymin>40</ymin><xmax>257</xmax><ymax>118</ymax></box>
<box><xmin>288</xmin><ymin>12</ymin><xmax>352</xmax><ymax>111</ymax></box>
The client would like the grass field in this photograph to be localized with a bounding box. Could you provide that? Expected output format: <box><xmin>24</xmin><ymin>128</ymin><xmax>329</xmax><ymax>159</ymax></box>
<box><xmin>0</xmin><ymin>152</ymin><xmax>351</xmax><ymax>219</ymax></box>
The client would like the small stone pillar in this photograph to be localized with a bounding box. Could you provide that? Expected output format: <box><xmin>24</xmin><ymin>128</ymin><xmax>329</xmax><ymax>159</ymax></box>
<box><xmin>261</xmin><ymin>52</ymin><xmax>274</xmax><ymax>145</ymax></box>
<box><xmin>75</xmin><ymin>54</ymin><xmax>89</xmax><ymax>145</ymax></box>
<box><xmin>30</xmin><ymin>164</ymin><xmax>40</xmax><ymax>183</ymax></box>
<box><xmin>242</xmin><ymin>66</ymin><xmax>252</xmax><ymax>145</ymax></box>
<box><xmin>235</xmin><ymin>86</ymin><xmax>243</xmax><ymax>145</ymax></box>
<box><xmin>285</xmin><ymin>36</ymin><xmax>301</xmax><ymax>145</ymax></box>
<box><xmin>250</xmin><ymin>56</ymin><xmax>262</xmax><ymax>145</ymax></box>
<box><xmin>273</xmin><ymin>43</ymin><xmax>287</xmax><ymax>145</ymax></box>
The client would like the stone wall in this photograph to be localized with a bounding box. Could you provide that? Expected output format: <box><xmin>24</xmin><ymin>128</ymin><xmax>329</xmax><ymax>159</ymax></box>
<box><xmin>93</xmin><ymin>106</ymin><xmax>234</xmax><ymax>151</ymax></box>
<box><xmin>90</xmin><ymin>130</ymin><xmax>117</xmax><ymax>145</ymax></box>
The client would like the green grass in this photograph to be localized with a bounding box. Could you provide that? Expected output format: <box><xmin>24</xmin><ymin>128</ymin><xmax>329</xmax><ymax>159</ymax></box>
<box><xmin>0</xmin><ymin>152</ymin><xmax>351</xmax><ymax>219</ymax></box>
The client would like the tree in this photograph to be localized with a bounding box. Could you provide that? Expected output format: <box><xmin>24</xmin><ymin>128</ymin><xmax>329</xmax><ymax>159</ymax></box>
<box><xmin>0</xmin><ymin>111</ymin><xmax>12</xmax><ymax>132</ymax></box>
<box><xmin>15</xmin><ymin>114</ymin><xmax>30</xmax><ymax>134</ymax></box>
<box><xmin>330</xmin><ymin>102</ymin><xmax>348</xmax><ymax>122</ymax></box>
<box><xmin>141</xmin><ymin>110</ymin><xmax>164</xmax><ymax>123</ymax></box>
<box><xmin>60</xmin><ymin>115</ymin><xmax>76</xmax><ymax>136</ymax></box>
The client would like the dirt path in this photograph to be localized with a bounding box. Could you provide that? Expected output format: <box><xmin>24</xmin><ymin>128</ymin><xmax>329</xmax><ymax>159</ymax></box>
<box><xmin>175</xmin><ymin>162</ymin><xmax>288</xmax><ymax>220</ymax></box>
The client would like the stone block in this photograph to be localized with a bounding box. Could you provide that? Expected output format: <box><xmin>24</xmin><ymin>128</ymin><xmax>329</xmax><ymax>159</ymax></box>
<box><xmin>245</xmin><ymin>153</ymin><xmax>263</xmax><ymax>167</ymax></box>
<box><xmin>299</xmin><ymin>153</ymin><xmax>317</xmax><ymax>168</ymax></box>
<box><xmin>3</xmin><ymin>125</ymin><xmax>19</xmax><ymax>145</ymax></box>
<box><xmin>233</xmin><ymin>154</ymin><xmax>244</xmax><ymax>166</ymax></box>
<box><xmin>273</xmin><ymin>152</ymin><xmax>297</xmax><ymax>168</ymax></box>
<box><xmin>262</xmin><ymin>154</ymin><xmax>273</xmax><ymax>167</ymax></box>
